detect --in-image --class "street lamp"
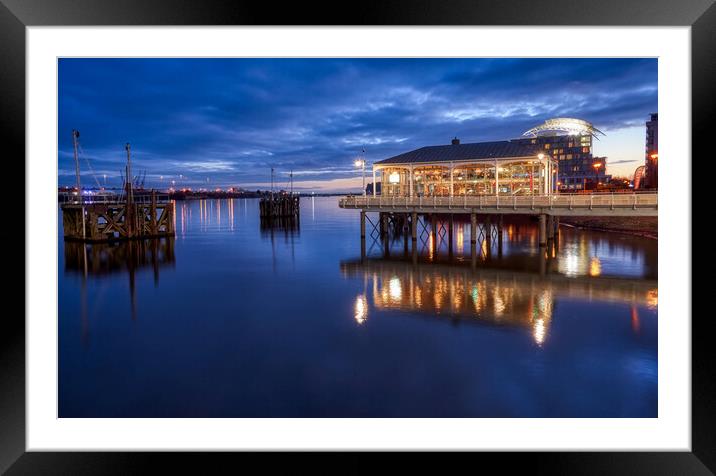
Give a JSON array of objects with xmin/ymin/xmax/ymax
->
[
  {"xmin": 592, "ymin": 162, "xmax": 603, "ymax": 190},
  {"xmin": 354, "ymin": 158, "xmax": 366, "ymax": 196}
]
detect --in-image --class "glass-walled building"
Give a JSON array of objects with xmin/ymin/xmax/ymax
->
[
  {"xmin": 512, "ymin": 118, "xmax": 609, "ymax": 191},
  {"xmin": 372, "ymin": 139, "xmax": 557, "ymax": 197}
]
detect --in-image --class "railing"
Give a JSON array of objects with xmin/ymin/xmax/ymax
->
[
  {"xmin": 59, "ymin": 192, "xmax": 171, "ymax": 205},
  {"xmin": 339, "ymin": 192, "xmax": 658, "ymax": 211}
]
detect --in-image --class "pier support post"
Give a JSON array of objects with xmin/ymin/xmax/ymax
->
[
  {"xmin": 431, "ymin": 214, "xmax": 437, "ymax": 248},
  {"xmin": 383, "ymin": 213, "xmax": 390, "ymax": 256},
  {"xmin": 470, "ymin": 213, "xmax": 477, "ymax": 268},
  {"xmin": 403, "ymin": 213, "xmax": 409, "ymax": 255},
  {"xmin": 360, "ymin": 211, "xmax": 366, "ymax": 259},
  {"xmin": 539, "ymin": 214, "xmax": 547, "ymax": 247},
  {"xmin": 547, "ymin": 215, "xmax": 555, "ymax": 241},
  {"xmin": 497, "ymin": 214, "xmax": 503, "ymax": 257},
  {"xmin": 360, "ymin": 211, "xmax": 366, "ymax": 239},
  {"xmin": 554, "ymin": 216, "xmax": 560, "ymax": 240},
  {"xmin": 484, "ymin": 215, "xmax": 492, "ymax": 256},
  {"xmin": 470, "ymin": 213, "xmax": 477, "ymax": 244},
  {"xmin": 411, "ymin": 212, "xmax": 417, "ymax": 242},
  {"xmin": 448, "ymin": 215, "xmax": 454, "ymax": 258}
]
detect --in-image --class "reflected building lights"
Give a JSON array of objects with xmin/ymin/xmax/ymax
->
[
  {"xmin": 456, "ymin": 224, "xmax": 464, "ymax": 255},
  {"xmin": 428, "ymin": 232, "xmax": 435, "ymax": 261},
  {"xmin": 631, "ymin": 305, "xmax": 641, "ymax": 334},
  {"xmin": 388, "ymin": 276, "xmax": 402, "ymax": 303},
  {"xmin": 646, "ymin": 289, "xmax": 658, "ymax": 309},
  {"xmin": 589, "ymin": 256, "xmax": 602, "ymax": 276},
  {"xmin": 533, "ymin": 318, "xmax": 546, "ymax": 346},
  {"xmin": 354, "ymin": 294, "xmax": 368, "ymax": 325},
  {"xmin": 228, "ymin": 199, "xmax": 234, "ymax": 231}
]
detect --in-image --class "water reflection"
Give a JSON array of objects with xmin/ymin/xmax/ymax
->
[
  {"xmin": 342, "ymin": 255, "xmax": 657, "ymax": 346},
  {"xmin": 59, "ymin": 198, "xmax": 658, "ymax": 417},
  {"xmin": 64, "ymin": 238, "xmax": 176, "ymax": 329},
  {"xmin": 64, "ymin": 238, "xmax": 175, "ymax": 279},
  {"xmin": 367, "ymin": 214, "xmax": 657, "ymax": 280}
]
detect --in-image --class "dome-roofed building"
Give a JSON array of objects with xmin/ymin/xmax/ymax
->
[{"xmin": 512, "ymin": 118, "xmax": 610, "ymax": 191}]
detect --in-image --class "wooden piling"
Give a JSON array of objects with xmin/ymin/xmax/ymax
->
[
  {"xmin": 470, "ymin": 213, "xmax": 477, "ymax": 244},
  {"xmin": 259, "ymin": 193, "xmax": 300, "ymax": 219},
  {"xmin": 539, "ymin": 214, "xmax": 547, "ymax": 246}
]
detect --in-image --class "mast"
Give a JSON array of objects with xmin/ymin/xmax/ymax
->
[
  {"xmin": 72, "ymin": 129, "xmax": 86, "ymax": 239},
  {"xmin": 125, "ymin": 143, "xmax": 134, "ymax": 236},
  {"xmin": 270, "ymin": 167, "xmax": 274, "ymax": 198},
  {"xmin": 125, "ymin": 143, "xmax": 133, "ymax": 204},
  {"xmin": 72, "ymin": 130, "xmax": 82, "ymax": 197}
]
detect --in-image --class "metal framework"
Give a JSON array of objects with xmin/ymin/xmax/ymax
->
[{"xmin": 522, "ymin": 117, "xmax": 605, "ymax": 140}]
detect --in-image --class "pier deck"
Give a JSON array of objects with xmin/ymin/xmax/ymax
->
[{"xmin": 339, "ymin": 192, "xmax": 657, "ymax": 217}]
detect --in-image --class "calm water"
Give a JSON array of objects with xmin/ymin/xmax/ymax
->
[{"xmin": 58, "ymin": 197, "xmax": 657, "ymax": 417}]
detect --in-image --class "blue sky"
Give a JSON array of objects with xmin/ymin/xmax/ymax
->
[{"xmin": 58, "ymin": 58, "xmax": 657, "ymax": 192}]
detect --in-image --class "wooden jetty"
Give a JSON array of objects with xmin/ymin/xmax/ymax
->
[
  {"xmin": 259, "ymin": 193, "xmax": 300, "ymax": 219},
  {"xmin": 61, "ymin": 130, "xmax": 175, "ymax": 242},
  {"xmin": 62, "ymin": 191, "xmax": 175, "ymax": 242}
]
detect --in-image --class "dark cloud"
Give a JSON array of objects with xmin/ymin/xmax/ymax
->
[{"xmin": 58, "ymin": 58, "xmax": 657, "ymax": 190}]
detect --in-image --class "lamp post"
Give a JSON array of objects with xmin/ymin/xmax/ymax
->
[
  {"xmin": 593, "ymin": 162, "xmax": 603, "ymax": 191},
  {"xmin": 354, "ymin": 158, "xmax": 366, "ymax": 196}
]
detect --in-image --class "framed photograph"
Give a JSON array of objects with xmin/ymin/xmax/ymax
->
[{"xmin": 2, "ymin": 0, "xmax": 711, "ymax": 472}]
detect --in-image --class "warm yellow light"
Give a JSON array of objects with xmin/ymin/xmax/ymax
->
[
  {"xmin": 650, "ymin": 153, "xmax": 658, "ymax": 160},
  {"xmin": 388, "ymin": 172, "xmax": 400, "ymax": 184},
  {"xmin": 388, "ymin": 277, "xmax": 402, "ymax": 302},
  {"xmin": 593, "ymin": 163, "xmax": 602, "ymax": 169},
  {"xmin": 538, "ymin": 153, "xmax": 545, "ymax": 160},
  {"xmin": 533, "ymin": 318, "xmax": 546, "ymax": 346},
  {"xmin": 354, "ymin": 159, "xmax": 365, "ymax": 167},
  {"xmin": 589, "ymin": 256, "xmax": 602, "ymax": 277},
  {"xmin": 354, "ymin": 295, "xmax": 368, "ymax": 325}
]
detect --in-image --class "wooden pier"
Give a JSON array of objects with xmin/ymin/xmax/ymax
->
[
  {"xmin": 60, "ymin": 132, "xmax": 175, "ymax": 242},
  {"xmin": 61, "ymin": 191, "xmax": 175, "ymax": 242},
  {"xmin": 259, "ymin": 193, "xmax": 300, "ymax": 219}
]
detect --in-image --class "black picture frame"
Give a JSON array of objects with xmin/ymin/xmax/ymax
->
[{"xmin": 1, "ymin": 0, "xmax": 711, "ymax": 472}]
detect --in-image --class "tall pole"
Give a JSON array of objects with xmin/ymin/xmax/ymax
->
[
  {"xmin": 72, "ymin": 130, "xmax": 81, "ymax": 197},
  {"xmin": 361, "ymin": 149, "xmax": 366, "ymax": 196},
  {"xmin": 362, "ymin": 160, "xmax": 366, "ymax": 196},
  {"xmin": 125, "ymin": 143, "xmax": 133, "ymax": 204},
  {"xmin": 72, "ymin": 130, "xmax": 86, "ymax": 239},
  {"xmin": 372, "ymin": 167, "xmax": 377, "ymax": 197},
  {"xmin": 125, "ymin": 143, "xmax": 134, "ymax": 237}
]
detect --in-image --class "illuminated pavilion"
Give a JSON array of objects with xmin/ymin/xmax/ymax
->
[{"xmin": 372, "ymin": 138, "xmax": 558, "ymax": 197}]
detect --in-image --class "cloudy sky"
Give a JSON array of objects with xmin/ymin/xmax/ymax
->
[{"xmin": 58, "ymin": 58, "xmax": 657, "ymax": 192}]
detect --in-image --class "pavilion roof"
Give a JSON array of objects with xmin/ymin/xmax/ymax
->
[{"xmin": 375, "ymin": 140, "xmax": 544, "ymax": 165}]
